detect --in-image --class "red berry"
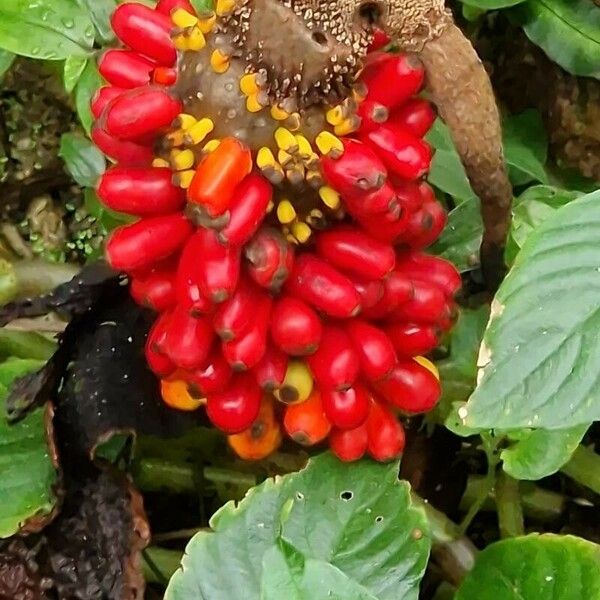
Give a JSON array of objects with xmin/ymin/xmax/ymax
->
[
  {"xmin": 348, "ymin": 275, "xmax": 384, "ymax": 312},
  {"xmin": 206, "ymin": 372, "xmax": 262, "ymax": 433},
  {"xmin": 372, "ymin": 360, "xmax": 441, "ymax": 413},
  {"xmin": 400, "ymin": 198, "xmax": 447, "ymax": 249},
  {"xmin": 357, "ymin": 99, "xmax": 389, "ymax": 133},
  {"xmin": 315, "ymin": 226, "xmax": 395, "ymax": 281},
  {"xmin": 252, "ymin": 342, "xmax": 288, "ymax": 391},
  {"xmin": 91, "ymin": 126, "xmax": 153, "ymax": 166},
  {"xmin": 366, "ymin": 401, "xmax": 406, "ymax": 462},
  {"xmin": 362, "ymin": 124, "xmax": 432, "ymax": 180},
  {"xmin": 104, "ymin": 86, "xmax": 182, "ymax": 141},
  {"xmin": 165, "ymin": 307, "xmax": 214, "ymax": 371},
  {"xmin": 106, "ymin": 213, "xmax": 192, "ymax": 272},
  {"xmin": 390, "ymin": 280, "xmax": 448, "ymax": 324},
  {"xmin": 218, "ymin": 173, "xmax": 272, "ymax": 246},
  {"xmin": 395, "ymin": 250, "xmax": 461, "ymax": 298},
  {"xmin": 343, "ymin": 181, "xmax": 398, "ymax": 219},
  {"xmin": 321, "ymin": 138, "xmax": 388, "ymax": 201},
  {"xmin": 97, "ymin": 166, "xmax": 185, "ymax": 216},
  {"xmin": 145, "ymin": 311, "xmax": 175, "ymax": 376},
  {"xmin": 111, "ymin": 3, "xmax": 176, "ymax": 66},
  {"xmin": 286, "ymin": 254, "xmax": 361, "ymax": 319},
  {"xmin": 346, "ymin": 320, "xmax": 396, "ymax": 381},
  {"xmin": 222, "ymin": 296, "xmax": 271, "ymax": 370},
  {"xmin": 175, "ymin": 237, "xmax": 214, "ymax": 315},
  {"xmin": 322, "ymin": 383, "xmax": 370, "ymax": 430},
  {"xmin": 329, "ymin": 424, "xmax": 368, "ymax": 462},
  {"xmin": 385, "ymin": 323, "xmax": 439, "ymax": 357},
  {"xmin": 306, "ymin": 325, "xmax": 360, "ymax": 391},
  {"xmin": 91, "ymin": 86, "xmax": 125, "ymax": 119},
  {"xmin": 244, "ymin": 227, "xmax": 295, "ymax": 292},
  {"xmin": 270, "ymin": 297, "xmax": 322, "ymax": 356},
  {"xmin": 185, "ymin": 350, "xmax": 232, "ymax": 395},
  {"xmin": 156, "ymin": 0, "xmax": 195, "ymax": 15},
  {"xmin": 213, "ymin": 276, "xmax": 260, "ymax": 341},
  {"xmin": 362, "ymin": 53, "xmax": 424, "ymax": 110},
  {"xmin": 98, "ymin": 49, "xmax": 155, "ymax": 88},
  {"xmin": 389, "ymin": 98, "xmax": 436, "ymax": 138},
  {"xmin": 185, "ymin": 228, "xmax": 241, "ymax": 303},
  {"xmin": 362, "ymin": 271, "xmax": 413, "ymax": 319},
  {"xmin": 130, "ymin": 263, "xmax": 176, "ymax": 312}
]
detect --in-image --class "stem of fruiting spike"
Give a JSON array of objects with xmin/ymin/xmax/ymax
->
[{"xmin": 495, "ymin": 471, "xmax": 524, "ymax": 539}]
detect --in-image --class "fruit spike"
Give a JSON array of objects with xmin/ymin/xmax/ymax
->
[{"xmin": 92, "ymin": 0, "xmax": 460, "ymax": 463}]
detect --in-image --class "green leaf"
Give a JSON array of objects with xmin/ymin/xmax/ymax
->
[
  {"xmin": 74, "ymin": 59, "xmax": 102, "ymax": 134},
  {"xmin": 463, "ymin": 189, "xmax": 600, "ymax": 430},
  {"xmin": 505, "ymin": 185, "xmax": 582, "ymax": 264},
  {"xmin": 165, "ymin": 453, "xmax": 430, "ymax": 600},
  {"xmin": 0, "ymin": 330, "xmax": 56, "ymax": 361},
  {"xmin": 434, "ymin": 307, "xmax": 490, "ymax": 423},
  {"xmin": 503, "ymin": 110, "xmax": 549, "ymax": 185},
  {"xmin": 0, "ymin": 358, "xmax": 58, "ymax": 537},
  {"xmin": 63, "ymin": 55, "xmax": 88, "ymax": 93},
  {"xmin": 190, "ymin": 0, "xmax": 215, "ymax": 13},
  {"xmin": 77, "ymin": 0, "xmax": 116, "ymax": 44},
  {"xmin": 0, "ymin": 0, "xmax": 94, "ymax": 59},
  {"xmin": 426, "ymin": 121, "xmax": 476, "ymax": 203},
  {"xmin": 429, "ymin": 197, "xmax": 482, "ymax": 272},
  {"xmin": 59, "ymin": 133, "xmax": 106, "ymax": 187},
  {"xmin": 460, "ymin": 0, "xmax": 527, "ymax": 7},
  {"xmin": 501, "ymin": 425, "xmax": 588, "ymax": 480},
  {"xmin": 0, "ymin": 49, "xmax": 14, "ymax": 79},
  {"xmin": 455, "ymin": 534, "xmax": 600, "ymax": 600},
  {"xmin": 514, "ymin": 0, "xmax": 600, "ymax": 79}
]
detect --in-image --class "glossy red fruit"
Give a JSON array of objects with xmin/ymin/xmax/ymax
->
[
  {"xmin": 175, "ymin": 239, "xmax": 213, "ymax": 315},
  {"xmin": 329, "ymin": 424, "xmax": 368, "ymax": 461},
  {"xmin": 130, "ymin": 264, "xmax": 176, "ymax": 312},
  {"xmin": 185, "ymin": 350, "xmax": 232, "ymax": 395},
  {"xmin": 91, "ymin": 126, "xmax": 154, "ymax": 166},
  {"xmin": 342, "ymin": 181, "xmax": 398, "ymax": 219},
  {"xmin": 98, "ymin": 50, "xmax": 155, "ymax": 88},
  {"xmin": 322, "ymin": 383, "xmax": 370, "ymax": 430},
  {"xmin": 218, "ymin": 173, "xmax": 272, "ymax": 246},
  {"xmin": 98, "ymin": 166, "xmax": 185, "ymax": 216},
  {"xmin": 213, "ymin": 276, "xmax": 259, "ymax": 340},
  {"xmin": 362, "ymin": 53, "xmax": 424, "ymax": 110},
  {"xmin": 152, "ymin": 66, "xmax": 177, "ymax": 86},
  {"xmin": 393, "ymin": 180, "xmax": 425, "ymax": 214},
  {"xmin": 106, "ymin": 213, "xmax": 192, "ymax": 272},
  {"xmin": 91, "ymin": 86, "xmax": 125, "ymax": 119},
  {"xmin": 286, "ymin": 254, "xmax": 361, "ymax": 319},
  {"xmin": 348, "ymin": 275, "xmax": 384, "ymax": 312},
  {"xmin": 366, "ymin": 401, "xmax": 406, "ymax": 461},
  {"xmin": 320, "ymin": 138, "xmax": 388, "ymax": 200},
  {"xmin": 165, "ymin": 307, "xmax": 214, "ymax": 370},
  {"xmin": 252, "ymin": 342, "xmax": 288, "ymax": 391},
  {"xmin": 306, "ymin": 325, "xmax": 359, "ymax": 391},
  {"xmin": 362, "ymin": 124, "xmax": 432, "ymax": 180},
  {"xmin": 156, "ymin": 0, "xmax": 195, "ymax": 15},
  {"xmin": 270, "ymin": 297, "xmax": 322, "ymax": 356},
  {"xmin": 372, "ymin": 360, "xmax": 441, "ymax": 413},
  {"xmin": 355, "ymin": 206, "xmax": 410, "ymax": 245},
  {"xmin": 185, "ymin": 228, "xmax": 241, "ymax": 303},
  {"xmin": 145, "ymin": 311, "xmax": 175, "ymax": 376},
  {"xmin": 346, "ymin": 320, "xmax": 396, "ymax": 381},
  {"xmin": 368, "ymin": 28, "xmax": 391, "ymax": 52},
  {"xmin": 105, "ymin": 86, "xmax": 182, "ymax": 141},
  {"xmin": 389, "ymin": 98, "xmax": 436, "ymax": 138},
  {"xmin": 206, "ymin": 372, "xmax": 262, "ymax": 433},
  {"xmin": 111, "ymin": 3, "xmax": 176, "ymax": 66},
  {"xmin": 396, "ymin": 251, "xmax": 461, "ymax": 297},
  {"xmin": 222, "ymin": 296, "xmax": 271, "ymax": 370},
  {"xmin": 244, "ymin": 227, "xmax": 294, "ymax": 292},
  {"xmin": 315, "ymin": 226, "xmax": 395, "ymax": 280},
  {"xmin": 400, "ymin": 198, "xmax": 447, "ymax": 249},
  {"xmin": 385, "ymin": 323, "xmax": 439, "ymax": 357},
  {"xmin": 357, "ymin": 99, "xmax": 389, "ymax": 133},
  {"xmin": 362, "ymin": 271, "xmax": 412, "ymax": 319},
  {"xmin": 390, "ymin": 280, "xmax": 448, "ymax": 324}
]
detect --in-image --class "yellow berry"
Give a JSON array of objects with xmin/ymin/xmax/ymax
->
[{"xmin": 274, "ymin": 361, "xmax": 314, "ymax": 404}]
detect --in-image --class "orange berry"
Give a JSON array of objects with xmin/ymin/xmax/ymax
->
[
  {"xmin": 160, "ymin": 377, "xmax": 205, "ymax": 411},
  {"xmin": 228, "ymin": 396, "xmax": 282, "ymax": 460},
  {"xmin": 283, "ymin": 390, "xmax": 331, "ymax": 446}
]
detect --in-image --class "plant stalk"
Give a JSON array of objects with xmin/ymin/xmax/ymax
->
[
  {"xmin": 495, "ymin": 471, "xmax": 524, "ymax": 538},
  {"xmin": 561, "ymin": 445, "xmax": 600, "ymax": 495}
]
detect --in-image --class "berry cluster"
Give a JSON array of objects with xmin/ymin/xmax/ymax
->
[{"xmin": 92, "ymin": 0, "xmax": 460, "ymax": 463}]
